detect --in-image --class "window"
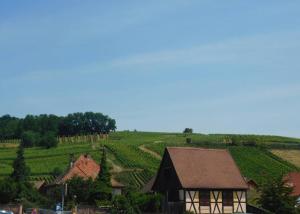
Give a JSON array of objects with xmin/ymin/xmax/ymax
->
[
  {"xmin": 223, "ymin": 191, "xmax": 233, "ymax": 206},
  {"xmin": 199, "ymin": 190, "xmax": 210, "ymax": 206},
  {"xmin": 179, "ymin": 190, "xmax": 184, "ymax": 201}
]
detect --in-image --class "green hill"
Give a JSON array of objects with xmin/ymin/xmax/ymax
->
[{"xmin": 0, "ymin": 131, "xmax": 299, "ymax": 189}]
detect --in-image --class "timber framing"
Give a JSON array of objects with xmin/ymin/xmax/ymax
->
[{"xmin": 152, "ymin": 147, "xmax": 248, "ymax": 214}]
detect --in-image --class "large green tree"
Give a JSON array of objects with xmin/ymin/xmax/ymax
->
[
  {"xmin": 0, "ymin": 112, "xmax": 116, "ymax": 141},
  {"xmin": 39, "ymin": 131, "xmax": 58, "ymax": 148},
  {"xmin": 11, "ymin": 145, "xmax": 30, "ymax": 182},
  {"xmin": 258, "ymin": 175, "xmax": 299, "ymax": 214},
  {"xmin": 0, "ymin": 115, "xmax": 20, "ymax": 140},
  {"xmin": 98, "ymin": 146, "xmax": 111, "ymax": 185},
  {"xmin": 21, "ymin": 131, "xmax": 40, "ymax": 148},
  {"xmin": 92, "ymin": 146, "xmax": 112, "ymax": 202}
]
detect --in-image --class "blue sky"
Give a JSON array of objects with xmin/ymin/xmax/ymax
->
[{"xmin": 1, "ymin": 1, "xmax": 300, "ymax": 137}]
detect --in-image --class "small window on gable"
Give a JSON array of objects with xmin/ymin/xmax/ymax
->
[
  {"xmin": 200, "ymin": 190, "xmax": 210, "ymax": 206},
  {"xmin": 223, "ymin": 190, "xmax": 233, "ymax": 206}
]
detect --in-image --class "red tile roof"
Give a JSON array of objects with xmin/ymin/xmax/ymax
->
[
  {"xmin": 57, "ymin": 155, "xmax": 100, "ymax": 184},
  {"xmin": 167, "ymin": 147, "xmax": 248, "ymax": 189},
  {"xmin": 285, "ymin": 172, "xmax": 300, "ymax": 196},
  {"xmin": 54, "ymin": 154, "xmax": 125, "ymax": 188}
]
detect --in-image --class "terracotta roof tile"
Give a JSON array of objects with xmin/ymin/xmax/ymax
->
[
  {"xmin": 167, "ymin": 147, "xmax": 248, "ymax": 189},
  {"xmin": 285, "ymin": 172, "xmax": 300, "ymax": 196},
  {"xmin": 57, "ymin": 155, "xmax": 100, "ymax": 184}
]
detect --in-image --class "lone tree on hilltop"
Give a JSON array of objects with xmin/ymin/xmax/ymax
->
[
  {"xmin": 11, "ymin": 144, "xmax": 30, "ymax": 182},
  {"xmin": 183, "ymin": 128, "xmax": 193, "ymax": 134}
]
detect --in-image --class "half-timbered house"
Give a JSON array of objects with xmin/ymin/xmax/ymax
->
[{"xmin": 152, "ymin": 147, "xmax": 248, "ymax": 214}]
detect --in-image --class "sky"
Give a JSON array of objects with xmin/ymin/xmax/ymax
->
[{"xmin": 0, "ymin": 1, "xmax": 300, "ymax": 137}]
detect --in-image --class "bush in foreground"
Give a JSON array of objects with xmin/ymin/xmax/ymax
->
[{"xmin": 257, "ymin": 175, "xmax": 299, "ymax": 214}]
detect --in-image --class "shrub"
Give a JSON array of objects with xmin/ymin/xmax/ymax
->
[
  {"xmin": 186, "ymin": 137, "xmax": 192, "ymax": 144},
  {"xmin": 67, "ymin": 176, "xmax": 94, "ymax": 204},
  {"xmin": 257, "ymin": 175, "xmax": 299, "ymax": 214},
  {"xmin": 21, "ymin": 131, "xmax": 40, "ymax": 147},
  {"xmin": 242, "ymin": 140, "xmax": 257, "ymax": 147},
  {"xmin": 0, "ymin": 178, "xmax": 18, "ymax": 203},
  {"xmin": 111, "ymin": 195, "xmax": 135, "ymax": 214},
  {"xmin": 39, "ymin": 131, "xmax": 58, "ymax": 148},
  {"xmin": 51, "ymin": 167, "xmax": 63, "ymax": 177},
  {"xmin": 136, "ymin": 193, "xmax": 162, "ymax": 212}
]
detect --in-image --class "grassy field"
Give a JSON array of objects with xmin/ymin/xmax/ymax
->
[
  {"xmin": 271, "ymin": 149, "xmax": 300, "ymax": 168},
  {"xmin": 144, "ymin": 139, "xmax": 299, "ymax": 184},
  {"xmin": 0, "ymin": 131, "xmax": 300, "ymax": 189}
]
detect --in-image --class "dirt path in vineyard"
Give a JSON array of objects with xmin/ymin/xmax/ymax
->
[{"xmin": 138, "ymin": 144, "xmax": 162, "ymax": 159}]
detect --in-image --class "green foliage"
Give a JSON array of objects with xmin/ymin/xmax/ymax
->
[
  {"xmin": 39, "ymin": 131, "xmax": 58, "ymax": 148},
  {"xmin": 0, "ymin": 112, "xmax": 116, "ymax": 141},
  {"xmin": 0, "ymin": 142, "xmax": 100, "ymax": 177},
  {"xmin": 98, "ymin": 146, "xmax": 111, "ymax": 185},
  {"xmin": 51, "ymin": 167, "xmax": 63, "ymax": 177},
  {"xmin": 21, "ymin": 131, "xmax": 40, "ymax": 148},
  {"xmin": 106, "ymin": 143, "xmax": 159, "ymax": 171},
  {"xmin": 21, "ymin": 130, "xmax": 58, "ymax": 149},
  {"xmin": 134, "ymin": 192, "xmax": 161, "ymax": 212},
  {"xmin": 229, "ymin": 147, "xmax": 297, "ymax": 184},
  {"xmin": 11, "ymin": 145, "xmax": 30, "ymax": 182},
  {"xmin": 111, "ymin": 191, "xmax": 161, "ymax": 214},
  {"xmin": 0, "ymin": 177, "xmax": 50, "ymax": 207},
  {"xmin": 67, "ymin": 176, "xmax": 94, "ymax": 203},
  {"xmin": 116, "ymin": 170, "xmax": 153, "ymax": 190},
  {"xmin": 183, "ymin": 128, "xmax": 193, "ymax": 134},
  {"xmin": 186, "ymin": 137, "xmax": 192, "ymax": 144},
  {"xmin": 0, "ymin": 177, "xmax": 18, "ymax": 203},
  {"xmin": 0, "ymin": 115, "xmax": 21, "ymax": 140},
  {"xmin": 257, "ymin": 175, "xmax": 299, "ymax": 214},
  {"xmin": 91, "ymin": 180, "xmax": 112, "ymax": 203},
  {"xmin": 111, "ymin": 195, "xmax": 136, "ymax": 214},
  {"xmin": 44, "ymin": 184, "xmax": 62, "ymax": 204},
  {"xmin": 92, "ymin": 146, "xmax": 112, "ymax": 202},
  {"xmin": 17, "ymin": 182, "xmax": 50, "ymax": 207},
  {"xmin": 1, "ymin": 131, "xmax": 300, "ymax": 192},
  {"xmin": 59, "ymin": 112, "xmax": 116, "ymax": 136}
]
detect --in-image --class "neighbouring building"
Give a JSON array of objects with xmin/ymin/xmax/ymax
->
[
  {"xmin": 285, "ymin": 172, "xmax": 300, "ymax": 205},
  {"xmin": 111, "ymin": 178, "xmax": 125, "ymax": 195},
  {"xmin": 243, "ymin": 177, "xmax": 258, "ymax": 190},
  {"xmin": 48, "ymin": 154, "xmax": 124, "ymax": 196},
  {"xmin": 151, "ymin": 147, "xmax": 248, "ymax": 214},
  {"xmin": 54, "ymin": 154, "xmax": 100, "ymax": 184}
]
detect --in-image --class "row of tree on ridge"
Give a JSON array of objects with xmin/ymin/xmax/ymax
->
[{"xmin": 0, "ymin": 112, "xmax": 116, "ymax": 148}]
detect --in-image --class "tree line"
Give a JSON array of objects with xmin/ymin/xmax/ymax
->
[{"xmin": 0, "ymin": 112, "xmax": 116, "ymax": 140}]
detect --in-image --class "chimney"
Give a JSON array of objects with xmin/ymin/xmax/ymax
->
[
  {"xmin": 69, "ymin": 153, "xmax": 74, "ymax": 168},
  {"xmin": 84, "ymin": 153, "xmax": 89, "ymax": 158}
]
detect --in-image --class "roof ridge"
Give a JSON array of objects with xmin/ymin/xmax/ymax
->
[
  {"xmin": 165, "ymin": 147, "xmax": 248, "ymax": 189},
  {"xmin": 166, "ymin": 146, "xmax": 227, "ymax": 151}
]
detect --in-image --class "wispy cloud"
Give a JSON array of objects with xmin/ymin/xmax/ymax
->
[
  {"xmin": 3, "ymin": 30, "xmax": 300, "ymax": 85},
  {"xmin": 108, "ymin": 31, "xmax": 300, "ymax": 69},
  {"xmin": 206, "ymin": 83, "xmax": 300, "ymax": 107}
]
